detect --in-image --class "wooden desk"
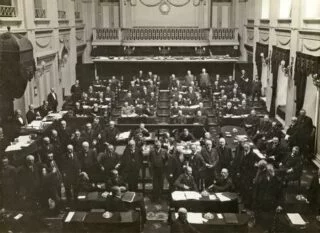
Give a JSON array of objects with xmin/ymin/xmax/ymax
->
[
  {"xmin": 170, "ymin": 192, "xmax": 239, "ymax": 214},
  {"xmin": 63, "ymin": 210, "xmax": 141, "ymax": 233},
  {"xmin": 170, "ymin": 212, "xmax": 250, "ymax": 233}
]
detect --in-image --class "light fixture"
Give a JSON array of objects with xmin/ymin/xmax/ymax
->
[
  {"xmin": 158, "ymin": 46, "xmax": 171, "ymax": 56},
  {"xmin": 195, "ymin": 46, "xmax": 206, "ymax": 56},
  {"xmin": 124, "ymin": 46, "xmax": 135, "ymax": 55}
]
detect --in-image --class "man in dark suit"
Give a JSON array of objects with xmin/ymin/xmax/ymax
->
[
  {"xmin": 285, "ymin": 117, "xmax": 299, "ymax": 148},
  {"xmin": 233, "ymin": 142, "xmax": 257, "ymax": 207},
  {"xmin": 70, "ymin": 79, "xmax": 82, "ymax": 102},
  {"xmin": 266, "ymin": 137, "xmax": 288, "ymax": 167},
  {"xmin": 106, "ymin": 169, "xmax": 127, "ymax": 191},
  {"xmin": 217, "ymin": 137, "xmax": 233, "ymax": 171},
  {"xmin": 296, "ymin": 109, "xmax": 313, "ymax": 158},
  {"xmin": 222, "ymin": 102, "xmax": 235, "ymax": 116},
  {"xmin": 106, "ymin": 186, "xmax": 128, "ymax": 211},
  {"xmin": 61, "ymin": 145, "xmax": 81, "ymax": 202},
  {"xmin": 186, "ymin": 144, "xmax": 204, "ymax": 190},
  {"xmin": 171, "ymin": 208, "xmax": 200, "ymax": 233},
  {"xmin": 47, "ymin": 88, "xmax": 58, "ymax": 112},
  {"xmin": 58, "ymin": 120, "xmax": 72, "ymax": 150},
  {"xmin": 103, "ymin": 121, "xmax": 119, "ymax": 145},
  {"xmin": 193, "ymin": 110, "xmax": 206, "ymax": 125},
  {"xmin": 98, "ymin": 144, "xmax": 120, "ymax": 179},
  {"xmin": 179, "ymin": 128, "xmax": 195, "ymax": 142},
  {"xmin": 207, "ymin": 168, "xmax": 234, "ymax": 192},
  {"xmin": 200, "ymin": 140, "xmax": 219, "ymax": 185},
  {"xmin": 251, "ymin": 75, "xmax": 262, "ymax": 101},
  {"xmin": 278, "ymin": 146, "xmax": 303, "ymax": 183},
  {"xmin": 78, "ymin": 141, "xmax": 98, "ymax": 181},
  {"xmin": 307, "ymin": 169, "xmax": 320, "ymax": 214},
  {"xmin": 12, "ymin": 109, "xmax": 26, "ymax": 137},
  {"xmin": 134, "ymin": 123, "xmax": 150, "ymax": 138},
  {"xmin": 149, "ymin": 140, "xmax": 168, "ymax": 201},
  {"xmin": 39, "ymin": 100, "xmax": 50, "ymax": 118},
  {"xmin": 171, "ymin": 101, "xmax": 181, "ymax": 116},
  {"xmin": 26, "ymin": 104, "xmax": 37, "ymax": 123},
  {"xmin": 119, "ymin": 140, "xmax": 143, "ymax": 191},
  {"xmin": 18, "ymin": 155, "xmax": 41, "ymax": 210},
  {"xmin": 1, "ymin": 156, "xmax": 17, "ymax": 209},
  {"xmin": 174, "ymin": 166, "xmax": 198, "ymax": 191},
  {"xmin": 237, "ymin": 100, "xmax": 251, "ymax": 115},
  {"xmin": 174, "ymin": 110, "xmax": 187, "ymax": 124},
  {"xmin": 82, "ymin": 123, "xmax": 96, "ymax": 145},
  {"xmin": 71, "ymin": 129, "xmax": 84, "ymax": 153},
  {"xmin": 244, "ymin": 109, "xmax": 260, "ymax": 136}
]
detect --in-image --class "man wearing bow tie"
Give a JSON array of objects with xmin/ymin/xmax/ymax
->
[{"xmin": 47, "ymin": 88, "xmax": 58, "ymax": 112}]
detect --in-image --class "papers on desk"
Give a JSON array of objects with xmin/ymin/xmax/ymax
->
[
  {"xmin": 117, "ymin": 131, "xmax": 131, "ymax": 140},
  {"xmin": 235, "ymin": 135, "xmax": 248, "ymax": 141},
  {"xmin": 122, "ymin": 192, "xmax": 135, "ymax": 203},
  {"xmin": 175, "ymin": 213, "xmax": 203, "ymax": 224},
  {"xmin": 5, "ymin": 135, "xmax": 33, "ymax": 152},
  {"xmin": 189, "ymin": 105, "xmax": 200, "ymax": 109},
  {"xmin": 253, "ymin": 149, "xmax": 265, "ymax": 159},
  {"xmin": 209, "ymin": 194, "xmax": 217, "ymax": 200},
  {"xmin": 14, "ymin": 213, "xmax": 23, "ymax": 220},
  {"xmin": 78, "ymin": 195, "xmax": 86, "ymax": 199},
  {"xmin": 42, "ymin": 111, "xmax": 67, "ymax": 122},
  {"xmin": 171, "ymin": 191, "xmax": 201, "ymax": 200},
  {"xmin": 65, "ymin": 212, "xmax": 75, "ymax": 222},
  {"xmin": 121, "ymin": 113, "xmax": 138, "ymax": 117},
  {"xmin": 287, "ymin": 213, "xmax": 306, "ymax": 225},
  {"xmin": 231, "ymin": 115, "xmax": 241, "ymax": 118},
  {"xmin": 26, "ymin": 120, "xmax": 50, "ymax": 129},
  {"xmin": 216, "ymin": 193, "xmax": 231, "ymax": 202}
]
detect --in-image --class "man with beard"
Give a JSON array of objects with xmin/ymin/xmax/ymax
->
[
  {"xmin": 200, "ymin": 140, "xmax": 219, "ymax": 185},
  {"xmin": 207, "ymin": 168, "xmax": 234, "ymax": 192},
  {"xmin": 217, "ymin": 137, "xmax": 232, "ymax": 172}
]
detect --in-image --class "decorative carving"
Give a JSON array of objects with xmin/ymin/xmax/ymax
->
[
  {"xmin": 167, "ymin": 0, "xmax": 190, "ymax": 7},
  {"xmin": 139, "ymin": 0, "xmax": 193, "ymax": 14},
  {"xmin": 139, "ymin": 0, "xmax": 161, "ymax": 7},
  {"xmin": 303, "ymin": 40, "xmax": 320, "ymax": 52},
  {"xmin": 35, "ymin": 37, "xmax": 51, "ymax": 49},
  {"xmin": 159, "ymin": 1, "xmax": 170, "ymax": 14},
  {"xmin": 277, "ymin": 37, "xmax": 291, "ymax": 46}
]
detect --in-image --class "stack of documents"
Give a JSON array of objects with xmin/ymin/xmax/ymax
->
[
  {"xmin": 287, "ymin": 213, "xmax": 306, "ymax": 225},
  {"xmin": 117, "ymin": 131, "xmax": 131, "ymax": 140},
  {"xmin": 171, "ymin": 191, "xmax": 202, "ymax": 201},
  {"xmin": 216, "ymin": 193, "xmax": 231, "ymax": 202}
]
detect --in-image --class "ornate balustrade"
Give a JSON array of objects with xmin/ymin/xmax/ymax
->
[
  {"xmin": 35, "ymin": 8, "xmax": 46, "ymax": 18},
  {"xmin": 93, "ymin": 27, "xmax": 238, "ymax": 46},
  {"xmin": 0, "ymin": 5, "xmax": 16, "ymax": 17}
]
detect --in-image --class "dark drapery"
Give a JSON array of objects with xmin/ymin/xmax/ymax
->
[
  {"xmin": 269, "ymin": 46, "xmax": 290, "ymax": 117},
  {"xmin": 294, "ymin": 52, "xmax": 320, "ymax": 114},
  {"xmin": 255, "ymin": 42, "xmax": 269, "ymax": 80}
]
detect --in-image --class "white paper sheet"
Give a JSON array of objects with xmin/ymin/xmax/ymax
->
[
  {"xmin": 216, "ymin": 193, "xmax": 231, "ymax": 202},
  {"xmin": 184, "ymin": 191, "xmax": 201, "ymax": 200},
  {"xmin": 253, "ymin": 149, "xmax": 265, "ymax": 159},
  {"xmin": 171, "ymin": 191, "xmax": 187, "ymax": 201},
  {"xmin": 287, "ymin": 213, "xmax": 306, "ymax": 225},
  {"xmin": 14, "ymin": 213, "xmax": 23, "ymax": 220},
  {"xmin": 117, "ymin": 131, "xmax": 131, "ymax": 140},
  {"xmin": 78, "ymin": 195, "xmax": 86, "ymax": 199},
  {"xmin": 65, "ymin": 212, "xmax": 75, "ymax": 222},
  {"xmin": 209, "ymin": 194, "xmax": 217, "ymax": 200},
  {"xmin": 187, "ymin": 213, "xmax": 203, "ymax": 224}
]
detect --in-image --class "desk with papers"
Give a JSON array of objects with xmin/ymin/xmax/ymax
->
[
  {"xmin": 170, "ymin": 191, "xmax": 238, "ymax": 213},
  {"xmin": 63, "ymin": 210, "xmax": 141, "ymax": 233},
  {"xmin": 170, "ymin": 212, "xmax": 250, "ymax": 233}
]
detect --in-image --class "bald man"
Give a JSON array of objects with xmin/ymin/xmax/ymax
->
[
  {"xmin": 119, "ymin": 140, "xmax": 143, "ymax": 191},
  {"xmin": 174, "ymin": 166, "xmax": 198, "ymax": 191}
]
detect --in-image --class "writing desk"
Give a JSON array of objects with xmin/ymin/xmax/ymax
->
[
  {"xmin": 170, "ymin": 212, "xmax": 250, "ymax": 233},
  {"xmin": 63, "ymin": 210, "xmax": 140, "ymax": 233}
]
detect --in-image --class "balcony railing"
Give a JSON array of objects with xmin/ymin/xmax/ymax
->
[
  {"xmin": 58, "ymin": 10, "xmax": 66, "ymax": 19},
  {"xmin": 93, "ymin": 27, "xmax": 238, "ymax": 46},
  {"xmin": 95, "ymin": 28, "xmax": 120, "ymax": 40},
  {"xmin": 75, "ymin": 11, "xmax": 80, "ymax": 19},
  {"xmin": 211, "ymin": 28, "xmax": 236, "ymax": 40},
  {"xmin": 122, "ymin": 28, "xmax": 209, "ymax": 41},
  {"xmin": 35, "ymin": 8, "xmax": 46, "ymax": 18},
  {"xmin": 0, "ymin": 5, "xmax": 16, "ymax": 17}
]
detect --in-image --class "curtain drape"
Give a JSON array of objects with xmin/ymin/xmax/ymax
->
[
  {"xmin": 302, "ymin": 74, "xmax": 318, "ymax": 123},
  {"xmin": 294, "ymin": 52, "xmax": 320, "ymax": 114},
  {"xmin": 255, "ymin": 42, "xmax": 269, "ymax": 80},
  {"xmin": 269, "ymin": 46, "xmax": 290, "ymax": 117},
  {"xmin": 276, "ymin": 65, "xmax": 288, "ymax": 107}
]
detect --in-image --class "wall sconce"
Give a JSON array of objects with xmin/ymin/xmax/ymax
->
[
  {"xmin": 123, "ymin": 46, "xmax": 135, "ymax": 55},
  {"xmin": 195, "ymin": 46, "xmax": 206, "ymax": 56},
  {"xmin": 281, "ymin": 58, "xmax": 293, "ymax": 77},
  {"xmin": 158, "ymin": 46, "xmax": 171, "ymax": 56},
  {"xmin": 312, "ymin": 73, "xmax": 320, "ymax": 88},
  {"xmin": 260, "ymin": 52, "xmax": 270, "ymax": 65}
]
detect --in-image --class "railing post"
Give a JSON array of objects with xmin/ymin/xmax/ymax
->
[
  {"xmin": 93, "ymin": 28, "xmax": 97, "ymax": 41},
  {"xmin": 209, "ymin": 28, "xmax": 213, "ymax": 42},
  {"xmin": 118, "ymin": 28, "xmax": 121, "ymax": 41}
]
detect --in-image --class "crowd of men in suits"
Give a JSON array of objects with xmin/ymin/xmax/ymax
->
[{"xmin": 0, "ymin": 69, "xmax": 318, "ymax": 233}]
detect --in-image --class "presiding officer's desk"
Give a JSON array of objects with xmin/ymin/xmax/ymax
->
[
  {"xmin": 76, "ymin": 191, "xmax": 144, "ymax": 211},
  {"xmin": 169, "ymin": 191, "xmax": 239, "ymax": 214},
  {"xmin": 170, "ymin": 212, "xmax": 250, "ymax": 233},
  {"xmin": 63, "ymin": 210, "xmax": 141, "ymax": 233}
]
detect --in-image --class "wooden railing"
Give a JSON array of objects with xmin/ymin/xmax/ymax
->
[
  {"xmin": 58, "ymin": 10, "xmax": 66, "ymax": 19},
  {"xmin": 122, "ymin": 28, "xmax": 209, "ymax": 41},
  {"xmin": 0, "ymin": 5, "xmax": 16, "ymax": 17},
  {"xmin": 93, "ymin": 27, "xmax": 238, "ymax": 45},
  {"xmin": 35, "ymin": 8, "xmax": 46, "ymax": 18}
]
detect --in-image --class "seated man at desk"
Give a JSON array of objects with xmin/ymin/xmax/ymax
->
[
  {"xmin": 228, "ymin": 88, "xmax": 241, "ymax": 101},
  {"xmin": 237, "ymin": 100, "xmax": 250, "ymax": 115},
  {"xmin": 222, "ymin": 102, "xmax": 236, "ymax": 116},
  {"xmin": 193, "ymin": 110, "xmax": 206, "ymax": 125},
  {"xmin": 218, "ymin": 95, "xmax": 228, "ymax": 108},
  {"xmin": 197, "ymin": 102, "xmax": 207, "ymax": 116},
  {"xmin": 124, "ymin": 92, "xmax": 135, "ymax": 106},
  {"xmin": 207, "ymin": 168, "xmax": 234, "ymax": 192},
  {"xmin": 146, "ymin": 92, "xmax": 157, "ymax": 107},
  {"xmin": 173, "ymin": 110, "xmax": 187, "ymax": 124},
  {"xmin": 266, "ymin": 136, "xmax": 288, "ymax": 167},
  {"xmin": 174, "ymin": 166, "xmax": 198, "ymax": 191},
  {"xmin": 134, "ymin": 123, "xmax": 150, "ymax": 137},
  {"xmin": 244, "ymin": 109, "xmax": 260, "ymax": 136},
  {"xmin": 171, "ymin": 208, "xmax": 200, "ymax": 233},
  {"xmin": 171, "ymin": 101, "xmax": 181, "ymax": 116},
  {"xmin": 277, "ymin": 146, "xmax": 302, "ymax": 183},
  {"xmin": 121, "ymin": 101, "xmax": 135, "ymax": 116},
  {"xmin": 87, "ymin": 85, "xmax": 96, "ymax": 99},
  {"xmin": 179, "ymin": 128, "xmax": 195, "ymax": 142},
  {"xmin": 106, "ymin": 170, "xmax": 127, "ymax": 192},
  {"xmin": 177, "ymin": 94, "xmax": 187, "ymax": 106},
  {"xmin": 106, "ymin": 186, "xmax": 128, "ymax": 211}
]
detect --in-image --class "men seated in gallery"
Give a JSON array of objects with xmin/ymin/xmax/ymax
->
[
  {"xmin": 222, "ymin": 102, "xmax": 236, "ymax": 116},
  {"xmin": 179, "ymin": 128, "xmax": 195, "ymax": 142},
  {"xmin": 173, "ymin": 110, "xmax": 187, "ymax": 124},
  {"xmin": 121, "ymin": 101, "xmax": 135, "ymax": 116}
]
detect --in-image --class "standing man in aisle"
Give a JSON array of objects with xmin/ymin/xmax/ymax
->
[{"xmin": 47, "ymin": 88, "xmax": 58, "ymax": 112}]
